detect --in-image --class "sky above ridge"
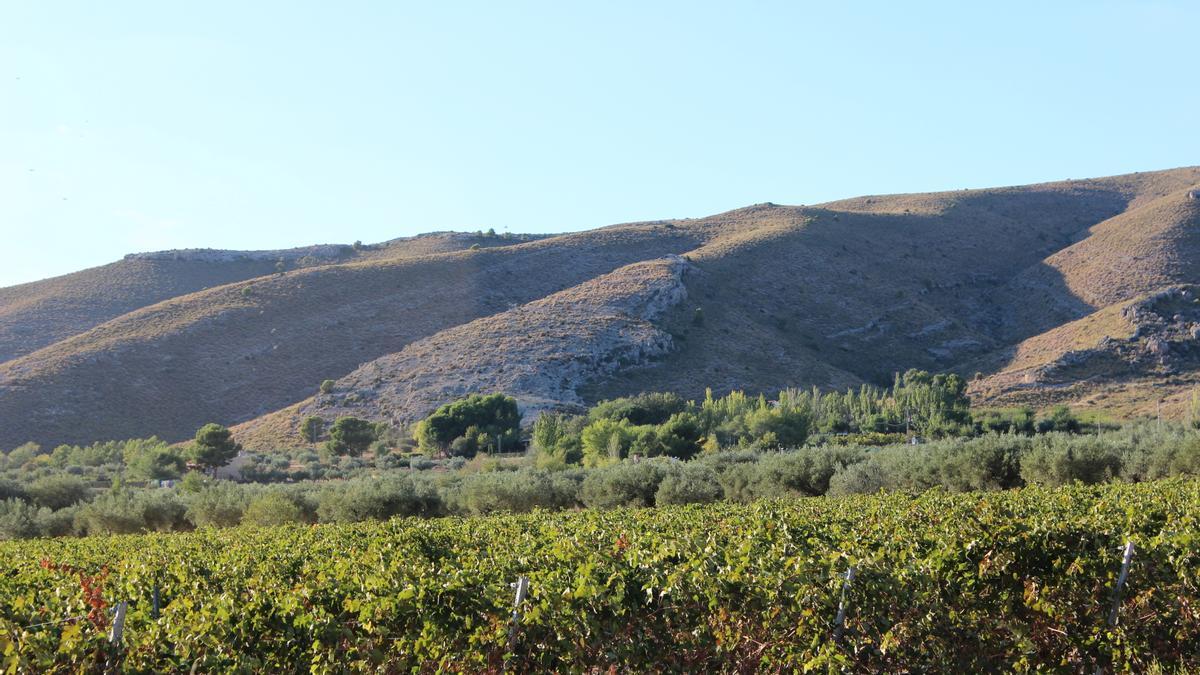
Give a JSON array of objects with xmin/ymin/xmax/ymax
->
[{"xmin": 2, "ymin": 0, "xmax": 1198, "ymax": 287}]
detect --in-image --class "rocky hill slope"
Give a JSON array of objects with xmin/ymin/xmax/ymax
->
[{"xmin": 2, "ymin": 166, "xmax": 1199, "ymax": 449}]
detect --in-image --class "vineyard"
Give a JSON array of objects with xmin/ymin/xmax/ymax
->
[{"xmin": 2, "ymin": 479, "xmax": 1198, "ymax": 673}]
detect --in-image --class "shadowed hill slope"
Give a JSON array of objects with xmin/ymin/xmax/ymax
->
[
  {"xmin": 2, "ymin": 166, "xmax": 1199, "ymax": 448},
  {"xmin": 589, "ymin": 170, "xmax": 1200, "ymax": 403}
]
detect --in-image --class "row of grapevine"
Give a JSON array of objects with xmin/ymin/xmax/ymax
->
[{"xmin": 1, "ymin": 479, "xmax": 1198, "ymax": 672}]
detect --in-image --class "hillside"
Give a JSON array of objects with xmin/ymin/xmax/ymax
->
[
  {"xmin": 234, "ymin": 256, "xmax": 693, "ymax": 448},
  {"xmin": 2, "ymin": 166, "xmax": 1200, "ymax": 449},
  {"xmin": 0, "ymin": 233, "xmax": 543, "ymax": 364}
]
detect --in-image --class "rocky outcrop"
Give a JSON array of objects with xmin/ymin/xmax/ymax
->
[{"xmin": 1035, "ymin": 285, "xmax": 1200, "ymax": 381}]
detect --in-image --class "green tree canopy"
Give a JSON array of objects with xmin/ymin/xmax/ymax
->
[
  {"xmin": 653, "ymin": 412, "xmax": 706, "ymax": 460},
  {"xmin": 588, "ymin": 392, "xmax": 687, "ymax": 426},
  {"xmin": 414, "ymin": 394, "xmax": 521, "ymax": 457},
  {"xmin": 299, "ymin": 416, "xmax": 325, "ymax": 443},
  {"xmin": 531, "ymin": 413, "xmax": 585, "ymax": 468},
  {"xmin": 580, "ymin": 418, "xmax": 636, "ymax": 467},
  {"xmin": 189, "ymin": 423, "xmax": 241, "ymax": 474},
  {"xmin": 125, "ymin": 444, "xmax": 187, "ymax": 482},
  {"xmin": 325, "ymin": 417, "xmax": 377, "ymax": 457}
]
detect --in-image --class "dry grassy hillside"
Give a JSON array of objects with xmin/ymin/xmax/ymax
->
[
  {"xmin": 0, "ymin": 258, "xmax": 280, "ymax": 363},
  {"xmin": 2, "ymin": 166, "xmax": 1199, "ymax": 449},
  {"xmin": 0, "ymin": 233, "xmax": 537, "ymax": 364}
]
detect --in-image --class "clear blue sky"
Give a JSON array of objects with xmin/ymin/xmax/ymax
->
[{"xmin": 2, "ymin": 1, "xmax": 1197, "ymax": 288}]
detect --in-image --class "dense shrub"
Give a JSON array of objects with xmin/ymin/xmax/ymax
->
[
  {"xmin": 317, "ymin": 476, "xmax": 441, "ymax": 523},
  {"xmin": 827, "ymin": 461, "xmax": 889, "ymax": 497},
  {"xmin": 1020, "ymin": 435, "xmax": 1123, "ymax": 486},
  {"xmin": 185, "ymin": 482, "xmax": 250, "ymax": 528},
  {"xmin": 444, "ymin": 470, "xmax": 582, "ymax": 515},
  {"xmin": 655, "ymin": 464, "xmax": 722, "ymax": 505},
  {"xmin": 239, "ymin": 455, "xmax": 290, "ymax": 483},
  {"xmin": 751, "ymin": 447, "xmax": 866, "ymax": 498},
  {"xmin": 0, "ymin": 478, "xmax": 28, "ymax": 503},
  {"xmin": 243, "ymin": 491, "xmax": 308, "ymax": 527},
  {"xmin": 715, "ymin": 462, "xmax": 759, "ymax": 502},
  {"xmin": 75, "ymin": 490, "xmax": 187, "ymax": 535},
  {"xmin": 933, "ymin": 434, "xmax": 1026, "ymax": 491},
  {"xmin": 36, "ymin": 506, "xmax": 77, "ymax": 537},
  {"xmin": 580, "ymin": 461, "xmax": 668, "ymax": 509},
  {"xmin": 27, "ymin": 475, "xmax": 90, "ymax": 510},
  {"xmin": 826, "ymin": 435, "xmax": 1026, "ymax": 496},
  {"xmin": 16, "ymin": 411, "xmax": 1200, "ymax": 542},
  {"xmin": 1114, "ymin": 424, "xmax": 1200, "ymax": 482},
  {"xmin": 376, "ymin": 454, "xmax": 410, "ymax": 470},
  {"xmin": 0, "ymin": 499, "xmax": 43, "ymax": 540},
  {"xmin": 696, "ymin": 449, "xmax": 760, "ymax": 472}
]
